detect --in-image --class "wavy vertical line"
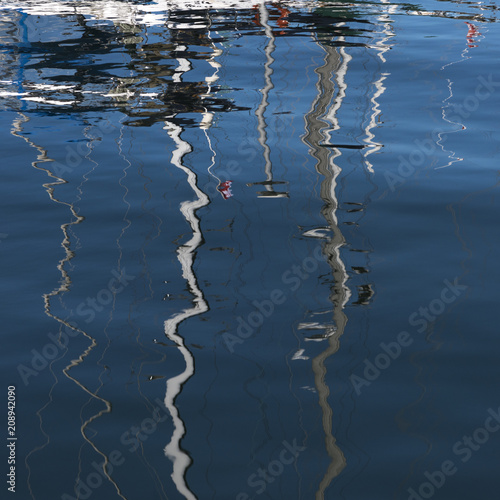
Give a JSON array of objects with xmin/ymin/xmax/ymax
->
[
  {"xmin": 123, "ymin": 116, "xmax": 170, "ymax": 500},
  {"xmin": 394, "ymin": 29, "xmax": 491, "ymax": 499},
  {"xmin": 200, "ymin": 14, "xmax": 222, "ymax": 131},
  {"xmin": 163, "ymin": 119, "xmax": 210, "ymax": 500},
  {"xmin": 75, "ymin": 114, "xmax": 136, "ymax": 500},
  {"xmin": 257, "ymin": 3, "xmax": 274, "ymax": 185},
  {"xmin": 250, "ymin": 3, "xmax": 288, "ymax": 199},
  {"xmin": 9, "ymin": 111, "xmax": 122, "ymax": 499},
  {"xmin": 301, "ymin": 35, "xmax": 352, "ymax": 499},
  {"xmin": 435, "ymin": 22, "xmax": 485, "ymax": 171},
  {"xmin": 362, "ymin": 0, "xmax": 393, "ymax": 172},
  {"xmin": 10, "ymin": 112, "xmax": 81, "ymax": 498},
  {"xmin": 362, "ymin": 72, "xmax": 388, "ymax": 172}
]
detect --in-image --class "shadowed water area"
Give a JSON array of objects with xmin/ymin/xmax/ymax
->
[{"xmin": 1, "ymin": 1, "xmax": 500, "ymax": 499}]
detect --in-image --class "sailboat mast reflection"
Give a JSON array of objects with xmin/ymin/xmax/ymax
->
[
  {"xmin": 162, "ymin": 120, "xmax": 206, "ymax": 500},
  {"xmin": 10, "ymin": 112, "xmax": 122, "ymax": 499},
  {"xmin": 362, "ymin": 0, "xmax": 394, "ymax": 171},
  {"xmin": 301, "ymin": 9, "xmax": 392, "ymax": 495},
  {"xmin": 247, "ymin": 3, "xmax": 288, "ymax": 198},
  {"xmin": 161, "ymin": 14, "xmax": 223, "ymax": 497},
  {"xmin": 301, "ymin": 36, "xmax": 351, "ymax": 497}
]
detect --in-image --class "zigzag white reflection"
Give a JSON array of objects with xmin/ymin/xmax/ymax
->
[
  {"xmin": 363, "ymin": 0, "xmax": 394, "ymax": 172},
  {"xmin": 163, "ymin": 121, "xmax": 209, "ymax": 500},
  {"xmin": 256, "ymin": 3, "xmax": 275, "ymax": 192}
]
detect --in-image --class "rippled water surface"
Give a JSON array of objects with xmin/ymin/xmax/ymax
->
[{"xmin": 1, "ymin": 1, "xmax": 500, "ymax": 499}]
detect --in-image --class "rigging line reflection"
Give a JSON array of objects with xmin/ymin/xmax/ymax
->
[
  {"xmin": 117, "ymin": 118, "xmax": 170, "ymax": 500},
  {"xmin": 372, "ymin": 1, "xmax": 396, "ymax": 64},
  {"xmin": 202, "ymin": 19, "xmax": 233, "ymax": 199},
  {"xmin": 10, "ymin": 112, "xmax": 123, "ymax": 499},
  {"xmin": 74, "ymin": 117, "xmax": 127, "ymax": 500},
  {"xmin": 163, "ymin": 119, "xmax": 210, "ymax": 500},
  {"xmin": 10, "ymin": 112, "xmax": 72, "ymax": 500},
  {"xmin": 435, "ymin": 21, "xmax": 484, "ymax": 170},
  {"xmin": 394, "ymin": 39, "xmax": 490, "ymax": 491},
  {"xmin": 301, "ymin": 35, "xmax": 353, "ymax": 498},
  {"xmin": 200, "ymin": 13, "xmax": 222, "ymax": 131},
  {"xmin": 248, "ymin": 2, "xmax": 288, "ymax": 199},
  {"xmin": 362, "ymin": 72, "xmax": 387, "ymax": 173},
  {"xmin": 363, "ymin": 2, "xmax": 393, "ymax": 171}
]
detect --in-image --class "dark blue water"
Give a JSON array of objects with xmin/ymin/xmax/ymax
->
[{"xmin": 1, "ymin": 1, "xmax": 500, "ymax": 499}]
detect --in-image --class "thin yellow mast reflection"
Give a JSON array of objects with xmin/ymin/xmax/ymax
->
[{"xmin": 302, "ymin": 35, "xmax": 352, "ymax": 498}]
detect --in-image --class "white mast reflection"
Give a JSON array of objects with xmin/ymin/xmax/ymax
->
[
  {"xmin": 162, "ymin": 120, "xmax": 207, "ymax": 500},
  {"xmin": 362, "ymin": 1, "xmax": 394, "ymax": 171},
  {"xmin": 162, "ymin": 14, "xmax": 222, "ymax": 498},
  {"xmin": 247, "ymin": 3, "xmax": 288, "ymax": 198}
]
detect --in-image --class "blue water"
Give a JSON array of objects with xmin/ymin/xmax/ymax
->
[{"xmin": 1, "ymin": 1, "xmax": 500, "ymax": 499}]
